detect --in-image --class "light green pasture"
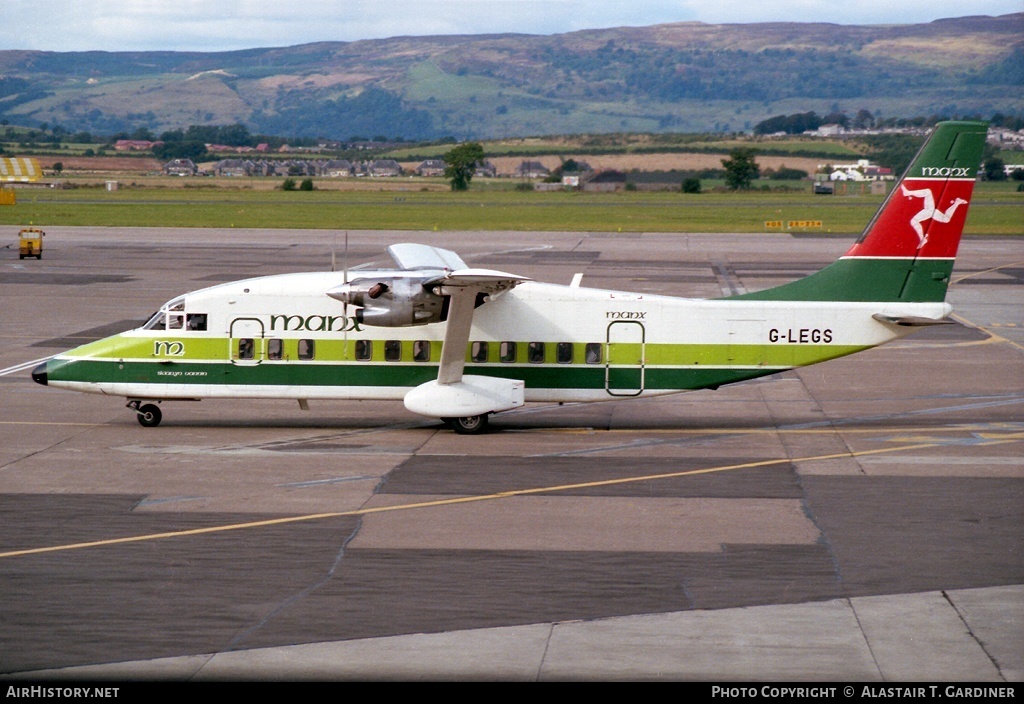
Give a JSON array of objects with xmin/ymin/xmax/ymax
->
[{"xmin": 2, "ymin": 183, "xmax": 1020, "ymax": 235}]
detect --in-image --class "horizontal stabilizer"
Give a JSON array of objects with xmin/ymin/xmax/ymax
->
[{"xmin": 872, "ymin": 313, "xmax": 955, "ymax": 327}]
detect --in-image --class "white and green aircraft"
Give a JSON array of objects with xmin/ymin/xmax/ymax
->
[{"xmin": 33, "ymin": 121, "xmax": 988, "ymax": 433}]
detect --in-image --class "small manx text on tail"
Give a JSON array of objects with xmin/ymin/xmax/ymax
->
[{"xmin": 32, "ymin": 121, "xmax": 988, "ymax": 433}]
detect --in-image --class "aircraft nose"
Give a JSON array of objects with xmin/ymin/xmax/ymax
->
[{"xmin": 31, "ymin": 362, "xmax": 48, "ymax": 386}]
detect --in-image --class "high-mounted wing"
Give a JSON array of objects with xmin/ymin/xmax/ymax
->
[
  {"xmin": 326, "ymin": 244, "xmax": 526, "ymax": 329},
  {"xmin": 387, "ymin": 243, "xmax": 467, "ymax": 272}
]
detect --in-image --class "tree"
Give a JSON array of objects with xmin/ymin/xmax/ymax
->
[
  {"xmin": 153, "ymin": 140, "xmax": 207, "ymax": 162},
  {"xmin": 766, "ymin": 165, "xmax": 808, "ymax": 181},
  {"xmin": 853, "ymin": 108, "xmax": 875, "ymax": 130},
  {"xmin": 443, "ymin": 142, "xmax": 485, "ymax": 191},
  {"xmin": 983, "ymin": 156, "xmax": 1007, "ymax": 181},
  {"xmin": 722, "ymin": 148, "xmax": 759, "ymax": 190},
  {"xmin": 682, "ymin": 177, "xmax": 701, "ymax": 193}
]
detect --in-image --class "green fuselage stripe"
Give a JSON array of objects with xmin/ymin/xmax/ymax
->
[{"xmin": 47, "ymin": 340, "xmax": 868, "ymax": 392}]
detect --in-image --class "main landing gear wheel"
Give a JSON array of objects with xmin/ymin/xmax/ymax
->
[
  {"xmin": 135, "ymin": 403, "xmax": 162, "ymax": 427},
  {"xmin": 450, "ymin": 414, "xmax": 488, "ymax": 435}
]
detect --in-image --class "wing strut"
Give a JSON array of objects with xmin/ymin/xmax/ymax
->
[
  {"xmin": 403, "ymin": 268, "xmax": 531, "ymax": 423},
  {"xmin": 436, "ymin": 284, "xmax": 477, "ymax": 384}
]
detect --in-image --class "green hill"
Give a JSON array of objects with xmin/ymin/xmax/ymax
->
[{"xmin": 0, "ymin": 14, "xmax": 1020, "ymax": 139}]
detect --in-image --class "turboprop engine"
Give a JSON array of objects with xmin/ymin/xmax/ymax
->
[{"xmin": 327, "ymin": 276, "xmax": 446, "ymax": 327}]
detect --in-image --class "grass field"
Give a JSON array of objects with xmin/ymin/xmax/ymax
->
[{"xmin": 1, "ymin": 181, "xmax": 1021, "ymax": 235}]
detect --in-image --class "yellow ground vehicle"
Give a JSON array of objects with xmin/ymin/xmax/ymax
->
[{"xmin": 19, "ymin": 228, "xmax": 44, "ymax": 259}]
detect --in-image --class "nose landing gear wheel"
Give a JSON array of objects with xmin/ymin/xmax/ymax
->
[
  {"xmin": 450, "ymin": 414, "xmax": 488, "ymax": 435},
  {"xmin": 136, "ymin": 403, "xmax": 162, "ymax": 427}
]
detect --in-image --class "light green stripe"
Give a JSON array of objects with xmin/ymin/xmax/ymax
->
[{"xmin": 62, "ymin": 336, "xmax": 866, "ymax": 369}]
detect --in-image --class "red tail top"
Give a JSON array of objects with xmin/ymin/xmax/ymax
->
[{"xmin": 843, "ymin": 121, "xmax": 988, "ymax": 260}]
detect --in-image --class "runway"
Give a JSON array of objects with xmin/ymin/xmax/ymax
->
[{"xmin": 1, "ymin": 227, "xmax": 1021, "ymax": 680}]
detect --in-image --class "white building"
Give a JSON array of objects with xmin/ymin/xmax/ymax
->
[{"xmin": 822, "ymin": 159, "xmax": 894, "ymax": 182}]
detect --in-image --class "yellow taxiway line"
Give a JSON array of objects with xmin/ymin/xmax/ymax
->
[{"xmin": 2, "ymin": 431, "xmax": 1021, "ymax": 560}]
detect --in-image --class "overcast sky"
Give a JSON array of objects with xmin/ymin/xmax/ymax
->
[{"xmin": 4, "ymin": 0, "xmax": 1021, "ymax": 52}]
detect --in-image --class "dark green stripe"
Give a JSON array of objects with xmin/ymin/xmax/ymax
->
[
  {"xmin": 731, "ymin": 258, "xmax": 954, "ymax": 303},
  {"xmin": 48, "ymin": 358, "xmax": 793, "ymax": 393}
]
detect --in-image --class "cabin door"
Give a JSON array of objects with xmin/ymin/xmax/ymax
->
[
  {"xmin": 230, "ymin": 317, "xmax": 264, "ymax": 366},
  {"xmin": 605, "ymin": 321, "xmax": 645, "ymax": 396}
]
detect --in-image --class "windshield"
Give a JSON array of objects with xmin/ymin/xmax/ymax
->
[{"xmin": 142, "ymin": 296, "xmax": 186, "ymax": 330}]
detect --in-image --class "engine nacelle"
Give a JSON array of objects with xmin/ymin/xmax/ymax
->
[{"xmin": 327, "ymin": 276, "xmax": 445, "ymax": 327}]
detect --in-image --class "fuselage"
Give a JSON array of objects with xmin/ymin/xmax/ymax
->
[
  {"xmin": 38, "ymin": 269, "xmax": 947, "ymax": 404},
  {"xmin": 29, "ymin": 120, "xmax": 988, "ymax": 431}
]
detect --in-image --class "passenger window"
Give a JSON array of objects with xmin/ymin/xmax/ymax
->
[
  {"xmin": 413, "ymin": 340, "xmax": 430, "ymax": 362},
  {"xmin": 267, "ymin": 339, "xmax": 283, "ymax": 360},
  {"xmin": 556, "ymin": 342, "xmax": 573, "ymax": 364},
  {"xmin": 186, "ymin": 313, "xmax": 207, "ymax": 331},
  {"xmin": 585, "ymin": 343, "xmax": 602, "ymax": 364},
  {"xmin": 385, "ymin": 340, "xmax": 402, "ymax": 362},
  {"xmin": 499, "ymin": 341, "xmax": 517, "ymax": 363},
  {"xmin": 528, "ymin": 341, "xmax": 545, "ymax": 364},
  {"xmin": 471, "ymin": 341, "xmax": 488, "ymax": 363},
  {"xmin": 355, "ymin": 339, "xmax": 372, "ymax": 361},
  {"xmin": 238, "ymin": 338, "xmax": 254, "ymax": 360},
  {"xmin": 298, "ymin": 339, "xmax": 315, "ymax": 360}
]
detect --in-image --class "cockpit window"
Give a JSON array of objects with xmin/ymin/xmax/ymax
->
[
  {"xmin": 186, "ymin": 314, "xmax": 207, "ymax": 331},
  {"xmin": 142, "ymin": 311, "xmax": 165, "ymax": 330},
  {"xmin": 143, "ymin": 297, "xmax": 188, "ymax": 331}
]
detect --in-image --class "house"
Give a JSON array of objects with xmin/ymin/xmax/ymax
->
[
  {"xmin": 560, "ymin": 161, "xmax": 594, "ymax": 188},
  {"xmin": 474, "ymin": 160, "xmax": 498, "ymax": 178},
  {"xmin": 808, "ymin": 124, "xmax": 845, "ymax": 137},
  {"xmin": 582, "ymin": 170, "xmax": 627, "ymax": 192},
  {"xmin": 862, "ymin": 165, "xmax": 893, "ymax": 180},
  {"xmin": 322, "ymin": 160, "xmax": 354, "ymax": 177},
  {"xmin": 822, "ymin": 159, "xmax": 894, "ymax": 182},
  {"xmin": 284, "ymin": 160, "xmax": 317, "ymax": 177},
  {"xmin": 516, "ymin": 161, "xmax": 550, "ymax": 179},
  {"xmin": 416, "ymin": 159, "xmax": 447, "ymax": 177},
  {"xmin": 369, "ymin": 160, "xmax": 402, "ymax": 177},
  {"xmin": 213, "ymin": 159, "xmax": 253, "ymax": 177},
  {"xmin": 113, "ymin": 139, "xmax": 162, "ymax": 151},
  {"xmin": 163, "ymin": 159, "xmax": 196, "ymax": 177}
]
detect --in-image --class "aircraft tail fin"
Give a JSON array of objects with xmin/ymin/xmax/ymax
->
[{"xmin": 735, "ymin": 120, "xmax": 988, "ymax": 303}]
